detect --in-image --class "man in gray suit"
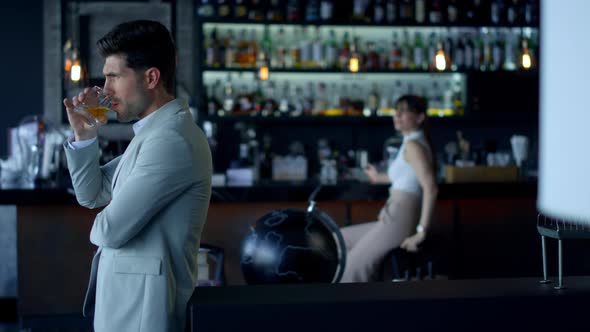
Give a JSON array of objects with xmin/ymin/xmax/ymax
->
[{"xmin": 62, "ymin": 20, "xmax": 212, "ymax": 331}]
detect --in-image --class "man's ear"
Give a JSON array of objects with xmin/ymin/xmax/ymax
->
[
  {"xmin": 144, "ymin": 67, "xmax": 161, "ymax": 90},
  {"xmin": 417, "ymin": 112, "xmax": 426, "ymax": 125}
]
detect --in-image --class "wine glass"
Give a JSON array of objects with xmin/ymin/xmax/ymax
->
[{"xmin": 73, "ymin": 86, "xmax": 112, "ymax": 127}]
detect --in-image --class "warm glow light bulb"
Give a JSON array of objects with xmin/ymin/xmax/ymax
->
[
  {"xmin": 349, "ymin": 55, "xmax": 359, "ymax": 73},
  {"xmin": 522, "ymin": 52, "xmax": 532, "ymax": 69},
  {"xmin": 71, "ymin": 60, "xmax": 81, "ymax": 82},
  {"xmin": 435, "ymin": 50, "xmax": 447, "ymax": 71},
  {"xmin": 258, "ymin": 65, "xmax": 269, "ymax": 81}
]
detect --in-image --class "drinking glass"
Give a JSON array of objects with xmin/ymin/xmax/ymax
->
[{"xmin": 73, "ymin": 86, "xmax": 112, "ymax": 127}]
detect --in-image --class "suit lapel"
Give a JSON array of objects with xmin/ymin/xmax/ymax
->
[{"xmin": 110, "ymin": 99, "xmax": 188, "ymax": 192}]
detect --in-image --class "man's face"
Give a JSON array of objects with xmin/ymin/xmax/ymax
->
[{"xmin": 102, "ymin": 55, "xmax": 151, "ymax": 122}]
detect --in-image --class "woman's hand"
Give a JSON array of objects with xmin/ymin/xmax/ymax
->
[
  {"xmin": 363, "ymin": 163, "xmax": 378, "ymax": 183},
  {"xmin": 400, "ymin": 231, "xmax": 426, "ymax": 252}
]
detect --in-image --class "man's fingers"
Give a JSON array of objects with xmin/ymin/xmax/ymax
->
[{"xmin": 63, "ymin": 98, "xmax": 74, "ymax": 111}]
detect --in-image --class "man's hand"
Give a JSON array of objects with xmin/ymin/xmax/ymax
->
[{"xmin": 63, "ymin": 87, "xmax": 101, "ymax": 141}]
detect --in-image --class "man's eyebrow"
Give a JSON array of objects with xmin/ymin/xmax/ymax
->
[{"xmin": 103, "ymin": 72, "xmax": 118, "ymax": 77}]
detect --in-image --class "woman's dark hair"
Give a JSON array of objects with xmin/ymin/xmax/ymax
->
[
  {"xmin": 97, "ymin": 20, "xmax": 176, "ymax": 94},
  {"xmin": 395, "ymin": 94, "xmax": 437, "ymax": 173}
]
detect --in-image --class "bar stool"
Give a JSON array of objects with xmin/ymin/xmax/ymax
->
[
  {"xmin": 537, "ymin": 213, "xmax": 590, "ymax": 289},
  {"xmin": 197, "ymin": 243, "xmax": 226, "ymax": 286},
  {"xmin": 387, "ymin": 238, "xmax": 437, "ymax": 282}
]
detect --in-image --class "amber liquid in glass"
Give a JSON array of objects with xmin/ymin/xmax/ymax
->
[{"xmin": 86, "ymin": 106, "xmax": 110, "ymax": 122}]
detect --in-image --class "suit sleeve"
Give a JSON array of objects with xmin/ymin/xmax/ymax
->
[
  {"xmin": 89, "ymin": 133, "xmax": 196, "ymax": 249},
  {"xmin": 64, "ymin": 139, "xmax": 119, "ymax": 209}
]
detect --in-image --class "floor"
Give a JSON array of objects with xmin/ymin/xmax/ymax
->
[{"xmin": 0, "ymin": 324, "xmax": 18, "ymax": 332}]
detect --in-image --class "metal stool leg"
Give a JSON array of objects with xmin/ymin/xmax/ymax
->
[
  {"xmin": 555, "ymin": 239, "xmax": 565, "ymax": 289},
  {"xmin": 540, "ymin": 235, "xmax": 551, "ymax": 284}
]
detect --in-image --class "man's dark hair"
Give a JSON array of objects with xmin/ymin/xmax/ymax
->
[{"xmin": 97, "ymin": 20, "xmax": 176, "ymax": 94}]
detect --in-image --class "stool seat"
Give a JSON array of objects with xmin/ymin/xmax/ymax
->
[{"xmin": 537, "ymin": 214, "xmax": 590, "ymax": 289}]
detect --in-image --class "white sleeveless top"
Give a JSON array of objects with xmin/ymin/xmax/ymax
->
[{"xmin": 387, "ymin": 130, "xmax": 430, "ymax": 195}]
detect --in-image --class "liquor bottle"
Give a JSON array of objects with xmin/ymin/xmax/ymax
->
[
  {"xmin": 490, "ymin": 0, "xmax": 505, "ymax": 25},
  {"xmin": 351, "ymin": 0, "xmax": 370, "ymax": 23},
  {"xmin": 400, "ymin": 30, "xmax": 411, "ymax": 69},
  {"xmin": 428, "ymin": 0, "xmax": 443, "ymax": 24},
  {"xmin": 524, "ymin": 0, "xmax": 538, "ymax": 25},
  {"xmin": 388, "ymin": 31, "xmax": 402, "ymax": 69},
  {"xmin": 253, "ymin": 80, "xmax": 264, "ymax": 114},
  {"xmin": 267, "ymin": 0, "xmax": 285, "ymax": 21},
  {"xmin": 366, "ymin": 83, "xmax": 380, "ymax": 116},
  {"xmin": 278, "ymin": 81, "xmax": 292, "ymax": 116},
  {"xmin": 262, "ymin": 81, "xmax": 278, "ymax": 117},
  {"xmin": 292, "ymin": 85, "xmax": 304, "ymax": 116},
  {"xmin": 224, "ymin": 30, "xmax": 237, "ymax": 68},
  {"xmin": 273, "ymin": 28, "xmax": 287, "ymax": 68},
  {"xmin": 464, "ymin": 34, "xmax": 474, "ymax": 70},
  {"xmin": 305, "ymin": 0, "xmax": 321, "ymax": 22},
  {"xmin": 197, "ymin": 0, "xmax": 215, "ymax": 17},
  {"xmin": 491, "ymin": 32, "xmax": 503, "ymax": 71},
  {"xmin": 234, "ymin": 0, "xmax": 248, "ymax": 19},
  {"xmin": 205, "ymin": 28, "xmax": 220, "ymax": 68},
  {"xmin": 446, "ymin": 0, "xmax": 459, "ymax": 23},
  {"xmin": 312, "ymin": 82, "xmax": 329, "ymax": 115},
  {"xmin": 248, "ymin": 0, "xmax": 265, "ymax": 21},
  {"xmin": 429, "ymin": 81, "xmax": 442, "ymax": 111},
  {"xmin": 415, "ymin": 0, "xmax": 426, "ymax": 23},
  {"xmin": 364, "ymin": 41, "xmax": 379, "ymax": 70},
  {"xmin": 427, "ymin": 32, "xmax": 437, "ymax": 69},
  {"xmin": 324, "ymin": 29, "xmax": 339, "ymax": 69},
  {"xmin": 399, "ymin": 0, "xmax": 414, "ymax": 24},
  {"xmin": 303, "ymin": 82, "xmax": 315, "ymax": 115},
  {"xmin": 320, "ymin": 0, "xmax": 334, "ymax": 22},
  {"xmin": 454, "ymin": 35, "xmax": 466, "ymax": 71},
  {"xmin": 206, "ymin": 80, "xmax": 222, "ymax": 116},
  {"xmin": 385, "ymin": 0, "xmax": 397, "ymax": 23},
  {"xmin": 473, "ymin": 32, "xmax": 483, "ymax": 71},
  {"xmin": 503, "ymin": 31, "xmax": 517, "ymax": 71},
  {"xmin": 299, "ymin": 27, "xmax": 312, "ymax": 68},
  {"xmin": 216, "ymin": 0, "xmax": 231, "ymax": 18},
  {"xmin": 260, "ymin": 26, "xmax": 272, "ymax": 63},
  {"xmin": 374, "ymin": 0, "xmax": 385, "ymax": 24},
  {"xmin": 413, "ymin": 31, "xmax": 426, "ymax": 70},
  {"xmin": 289, "ymin": 28, "xmax": 302, "ymax": 68},
  {"xmin": 338, "ymin": 32, "xmax": 351, "ymax": 70},
  {"xmin": 236, "ymin": 83, "xmax": 253, "ymax": 113},
  {"xmin": 311, "ymin": 27, "xmax": 324, "ymax": 68},
  {"xmin": 250, "ymin": 29, "xmax": 259, "ymax": 68},
  {"xmin": 222, "ymin": 74, "xmax": 235, "ymax": 115},
  {"xmin": 481, "ymin": 31, "xmax": 492, "ymax": 71},
  {"xmin": 259, "ymin": 134, "xmax": 273, "ymax": 180},
  {"xmin": 286, "ymin": 0, "xmax": 302, "ymax": 22},
  {"xmin": 506, "ymin": 0, "xmax": 519, "ymax": 24}
]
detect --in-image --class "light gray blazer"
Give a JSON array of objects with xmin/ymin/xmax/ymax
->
[{"xmin": 65, "ymin": 99, "xmax": 212, "ymax": 332}]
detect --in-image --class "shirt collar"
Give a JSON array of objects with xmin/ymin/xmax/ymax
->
[
  {"xmin": 131, "ymin": 99, "xmax": 182, "ymax": 135},
  {"xmin": 403, "ymin": 129, "xmax": 424, "ymax": 142}
]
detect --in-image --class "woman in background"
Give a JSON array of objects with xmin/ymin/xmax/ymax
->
[{"xmin": 340, "ymin": 95, "xmax": 438, "ymax": 283}]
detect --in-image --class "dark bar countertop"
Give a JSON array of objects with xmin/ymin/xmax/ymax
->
[{"xmin": 0, "ymin": 180, "xmax": 537, "ymax": 205}]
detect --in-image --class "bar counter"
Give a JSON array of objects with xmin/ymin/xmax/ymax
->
[
  {"xmin": 0, "ymin": 180, "xmax": 537, "ymax": 205},
  {"xmin": 3, "ymin": 180, "xmax": 557, "ymax": 319}
]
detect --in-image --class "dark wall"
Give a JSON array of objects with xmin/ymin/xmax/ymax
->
[{"xmin": 0, "ymin": 1, "xmax": 44, "ymax": 158}]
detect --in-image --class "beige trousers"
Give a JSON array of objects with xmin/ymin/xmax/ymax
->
[{"xmin": 340, "ymin": 190, "xmax": 421, "ymax": 283}]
